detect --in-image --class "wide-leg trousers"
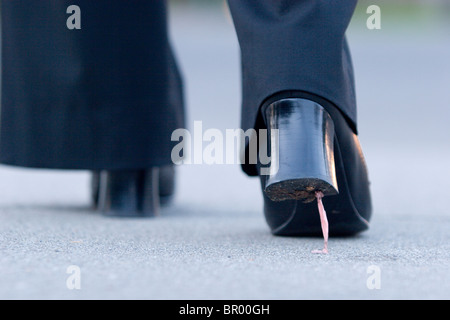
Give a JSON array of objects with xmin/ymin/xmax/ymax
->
[{"xmin": 0, "ymin": 0, "xmax": 358, "ymax": 176}]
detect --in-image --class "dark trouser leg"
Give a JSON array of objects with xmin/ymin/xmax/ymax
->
[{"xmin": 227, "ymin": 0, "xmax": 358, "ymax": 176}]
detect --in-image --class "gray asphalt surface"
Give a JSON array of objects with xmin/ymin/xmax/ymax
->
[{"xmin": 0, "ymin": 3, "xmax": 449, "ymax": 300}]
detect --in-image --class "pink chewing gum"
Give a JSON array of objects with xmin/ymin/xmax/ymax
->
[{"xmin": 311, "ymin": 191, "xmax": 329, "ymax": 254}]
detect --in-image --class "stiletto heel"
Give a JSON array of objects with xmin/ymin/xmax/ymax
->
[
  {"xmin": 259, "ymin": 97, "xmax": 372, "ymax": 237},
  {"xmin": 262, "ymin": 98, "xmax": 339, "ymax": 203}
]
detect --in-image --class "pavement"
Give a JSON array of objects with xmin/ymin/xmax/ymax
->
[{"xmin": 0, "ymin": 3, "xmax": 449, "ymax": 300}]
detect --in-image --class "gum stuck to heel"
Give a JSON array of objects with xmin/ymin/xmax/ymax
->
[{"xmin": 311, "ymin": 191, "xmax": 329, "ymax": 254}]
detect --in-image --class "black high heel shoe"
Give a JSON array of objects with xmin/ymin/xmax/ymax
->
[
  {"xmin": 259, "ymin": 97, "xmax": 372, "ymax": 236},
  {"xmin": 91, "ymin": 165, "xmax": 176, "ymax": 217}
]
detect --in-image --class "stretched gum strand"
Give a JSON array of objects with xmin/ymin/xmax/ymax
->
[{"xmin": 311, "ymin": 191, "xmax": 329, "ymax": 254}]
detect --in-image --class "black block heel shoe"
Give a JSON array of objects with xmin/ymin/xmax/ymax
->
[
  {"xmin": 259, "ymin": 98, "xmax": 372, "ymax": 236},
  {"xmin": 91, "ymin": 165, "xmax": 176, "ymax": 217}
]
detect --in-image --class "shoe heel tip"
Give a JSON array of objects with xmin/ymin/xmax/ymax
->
[{"xmin": 264, "ymin": 178, "xmax": 338, "ymax": 202}]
